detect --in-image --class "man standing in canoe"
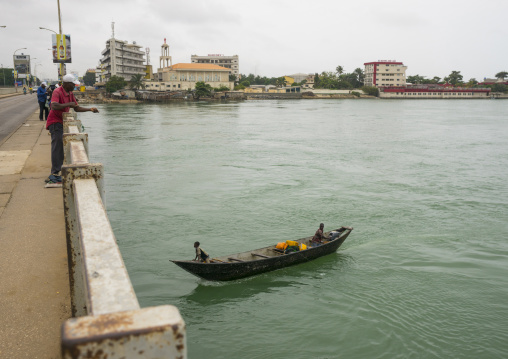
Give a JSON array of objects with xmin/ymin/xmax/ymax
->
[
  {"xmin": 311, "ymin": 223, "xmax": 329, "ymax": 246},
  {"xmin": 194, "ymin": 241, "xmax": 210, "ymax": 263}
]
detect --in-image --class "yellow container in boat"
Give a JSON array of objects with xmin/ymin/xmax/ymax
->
[
  {"xmin": 286, "ymin": 240, "xmax": 299, "ymax": 247},
  {"xmin": 276, "ymin": 242, "xmax": 288, "ymax": 250},
  {"xmin": 300, "ymin": 243, "xmax": 307, "ymax": 250}
]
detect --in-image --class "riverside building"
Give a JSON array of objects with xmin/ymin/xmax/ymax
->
[
  {"xmin": 364, "ymin": 60, "xmax": 407, "ymax": 87},
  {"xmin": 379, "ymin": 84, "xmax": 490, "ymax": 98},
  {"xmin": 100, "ymin": 38, "xmax": 146, "ymax": 82},
  {"xmin": 191, "ymin": 54, "xmax": 239, "ymax": 79},
  {"xmin": 145, "ymin": 39, "xmax": 233, "ymax": 91}
]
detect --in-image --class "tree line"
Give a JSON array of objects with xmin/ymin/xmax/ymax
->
[
  {"xmin": 83, "ymin": 69, "xmax": 508, "ymax": 95},
  {"xmin": 407, "ymin": 71, "xmax": 508, "ymax": 92}
]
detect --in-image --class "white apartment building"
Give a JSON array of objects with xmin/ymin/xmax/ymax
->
[
  {"xmin": 100, "ymin": 38, "xmax": 146, "ymax": 81},
  {"xmin": 191, "ymin": 54, "xmax": 239, "ymax": 78},
  {"xmin": 364, "ymin": 60, "xmax": 407, "ymax": 87}
]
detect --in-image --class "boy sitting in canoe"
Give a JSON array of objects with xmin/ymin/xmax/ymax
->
[{"xmin": 194, "ymin": 241, "xmax": 210, "ymax": 263}]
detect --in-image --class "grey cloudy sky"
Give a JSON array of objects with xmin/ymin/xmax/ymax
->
[{"xmin": 1, "ymin": 0, "xmax": 506, "ymax": 81}]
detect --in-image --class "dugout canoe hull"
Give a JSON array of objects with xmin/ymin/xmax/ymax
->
[{"xmin": 171, "ymin": 226, "xmax": 353, "ymax": 281}]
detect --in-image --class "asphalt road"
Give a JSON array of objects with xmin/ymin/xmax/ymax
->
[{"xmin": 0, "ymin": 94, "xmax": 39, "ymax": 144}]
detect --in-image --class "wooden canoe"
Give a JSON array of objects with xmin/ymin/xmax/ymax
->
[{"xmin": 171, "ymin": 226, "xmax": 353, "ymax": 281}]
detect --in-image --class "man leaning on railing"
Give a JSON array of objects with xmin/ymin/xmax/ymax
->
[{"xmin": 45, "ymin": 74, "xmax": 99, "ymax": 186}]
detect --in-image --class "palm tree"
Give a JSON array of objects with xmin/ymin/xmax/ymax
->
[
  {"xmin": 495, "ymin": 71, "xmax": 508, "ymax": 80},
  {"xmin": 354, "ymin": 68, "xmax": 364, "ymax": 86},
  {"xmin": 336, "ymin": 66, "xmax": 344, "ymax": 76},
  {"xmin": 467, "ymin": 78, "xmax": 478, "ymax": 87},
  {"xmin": 129, "ymin": 73, "xmax": 146, "ymax": 90},
  {"xmin": 447, "ymin": 71, "xmax": 463, "ymax": 86},
  {"xmin": 275, "ymin": 77, "xmax": 287, "ymax": 88}
]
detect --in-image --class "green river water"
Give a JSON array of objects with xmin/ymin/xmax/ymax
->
[{"xmin": 84, "ymin": 99, "xmax": 508, "ymax": 359}]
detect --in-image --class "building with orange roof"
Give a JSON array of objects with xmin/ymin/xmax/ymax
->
[{"xmin": 145, "ymin": 39, "xmax": 234, "ymax": 91}]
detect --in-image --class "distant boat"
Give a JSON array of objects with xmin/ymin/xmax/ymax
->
[{"xmin": 171, "ymin": 226, "xmax": 353, "ymax": 281}]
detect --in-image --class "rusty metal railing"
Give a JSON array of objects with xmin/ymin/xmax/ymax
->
[{"xmin": 60, "ymin": 112, "xmax": 186, "ymax": 359}]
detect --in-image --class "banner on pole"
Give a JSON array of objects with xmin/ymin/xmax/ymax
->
[
  {"xmin": 13, "ymin": 55, "xmax": 30, "ymax": 79},
  {"xmin": 52, "ymin": 34, "xmax": 72, "ymax": 63}
]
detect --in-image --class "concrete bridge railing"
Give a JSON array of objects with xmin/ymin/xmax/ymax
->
[{"xmin": 60, "ymin": 112, "xmax": 187, "ymax": 359}]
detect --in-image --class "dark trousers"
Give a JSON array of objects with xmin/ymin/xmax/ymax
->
[
  {"xmin": 39, "ymin": 101, "xmax": 49, "ymax": 121},
  {"xmin": 49, "ymin": 123, "xmax": 64, "ymax": 174}
]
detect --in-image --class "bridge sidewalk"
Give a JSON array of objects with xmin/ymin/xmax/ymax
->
[{"xmin": 0, "ymin": 111, "xmax": 71, "ymax": 358}]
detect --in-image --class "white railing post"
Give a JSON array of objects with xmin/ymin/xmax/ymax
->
[{"xmin": 62, "ymin": 163, "xmax": 105, "ymax": 316}]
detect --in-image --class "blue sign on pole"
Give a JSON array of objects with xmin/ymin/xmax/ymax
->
[{"xmin": 15, "ymin": 81, "xmax": 22, "ymax": 86}]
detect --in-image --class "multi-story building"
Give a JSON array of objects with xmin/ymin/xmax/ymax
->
[
  {"xmin": 100, "ymin": 38, "xmax": 146, "ymax": 81},
  {"xmin": 95, "ymin": 64, "xmax": 105, "ymax": 84},
  {"xmin": 364, "ymin": 60, "xmax": 407, "ymax": 87},
  {"xmin": 191, "ymin": 54, "xmax": 239, "ymax": 79}
]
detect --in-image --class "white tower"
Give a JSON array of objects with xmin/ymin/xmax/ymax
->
[{"xmin": 160, "ymin": 38, "xmax": 172, "ymax": 69}]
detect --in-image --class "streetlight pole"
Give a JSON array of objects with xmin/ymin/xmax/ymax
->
[
  {"xmin": 34, "ymin": 63, "xmax": 42, "ymax": 85},
  {"xmin": 13, "ymin": 47, "xmax": 27, "ymax": 92},
  {"xmin": 39, "ymin": 27, "xmax": 63, "ymax": 81},
  {"xmin": 57, "ymin": 0, "xmax": 64, "ymax": 81},
  {"xmin": 31, "ymin": 58, "xmax": 37, "ymax": 86}
]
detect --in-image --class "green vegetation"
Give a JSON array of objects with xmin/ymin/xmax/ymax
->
[
  {"xmin": 193, "ymin": 81, "xmax": 213, "ymax": 99},
  {"xmin": 129, "ymin": 74, "xmax": 146, "ymax": 90},
  {"xmin": 490, "ymin": 83, "xmax": 508, "ymax": 93},
  {"xmin": 214, "ymin": 85, "xmax": 231, "ymax": 92},
  {"xmin": 407, "ymin": 75, "xmax": 426, "ymax": 84},
  {"xmin": 495, "ymin": 71, "xmax": 508, "ymax": 80},
  {"xmin": 275, "ymin": 77, "xmax": 287, "ymax": 88},
  {"xmin": 105, "ymin": 75, "xmax": 127, "ymax": 93},
  {"xmin": 313, "ymin": 66, "xmax": 364, "ymax": 89},
  {"xmin": 466, "ymin": 78, "xmax": 478, "ymax": 87},
  {"xmin": 83, "ymin": 71, "xmax": 95, "ymax": 86},
  {"xmin": 351, "ymin": 91, "xmax": 361, "ymax": 97},
  {"xmin": 0, "ymin": 67, "xmax": 15, "ymax": 86},
  {"xmin": 361, "ymin": 86, "xmax": 379, "ymax": 97},
  {"xmin": 444, "ymin": 71, "xmax": 463, "ymax": 86}
]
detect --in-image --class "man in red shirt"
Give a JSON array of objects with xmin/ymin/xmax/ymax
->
[{"xmin": 45, "ymin": 74, "xmax": 99, "ymax": 184}]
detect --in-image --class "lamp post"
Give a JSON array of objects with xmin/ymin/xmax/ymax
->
[
  {"xmin": 31, "ymin": 57, "xmax": 37, "ymax": 86},
  {"xmin": 39, "ymin": 10, "xmax": 65, "ymax": 82},
  {"xmin": 33, "ymin": 63, "xmax": 42, "ymax": 85},
  {"xmin": 13, "ymin": 47, "xmax": 27, "ymax": 92}
]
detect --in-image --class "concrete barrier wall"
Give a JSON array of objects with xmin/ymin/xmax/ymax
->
[
  {"xmin": 60, "ymin": 112, "xmax": 187, "ymax": 359},
  {"xmin": 0, "ymin": 87, "xmax": 17, "ymax": 95}
]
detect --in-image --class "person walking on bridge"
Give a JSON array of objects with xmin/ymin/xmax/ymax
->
[
  {"xmin": 45, "ymin": 74, "xmax": 99, "ymax": 185},
  {"xmin": 37, "ymin": 82, "xmax": 49, "ymax": 121}
]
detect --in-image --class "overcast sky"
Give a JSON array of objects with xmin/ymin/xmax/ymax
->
[{"xmin": 1, "ymin": 0, "xmax": 507, "ymax": 81}]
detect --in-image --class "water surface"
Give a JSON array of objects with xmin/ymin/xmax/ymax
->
[{"xmin": 85, "ymin": 99, "xmax": 508, "ymax": 358}]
